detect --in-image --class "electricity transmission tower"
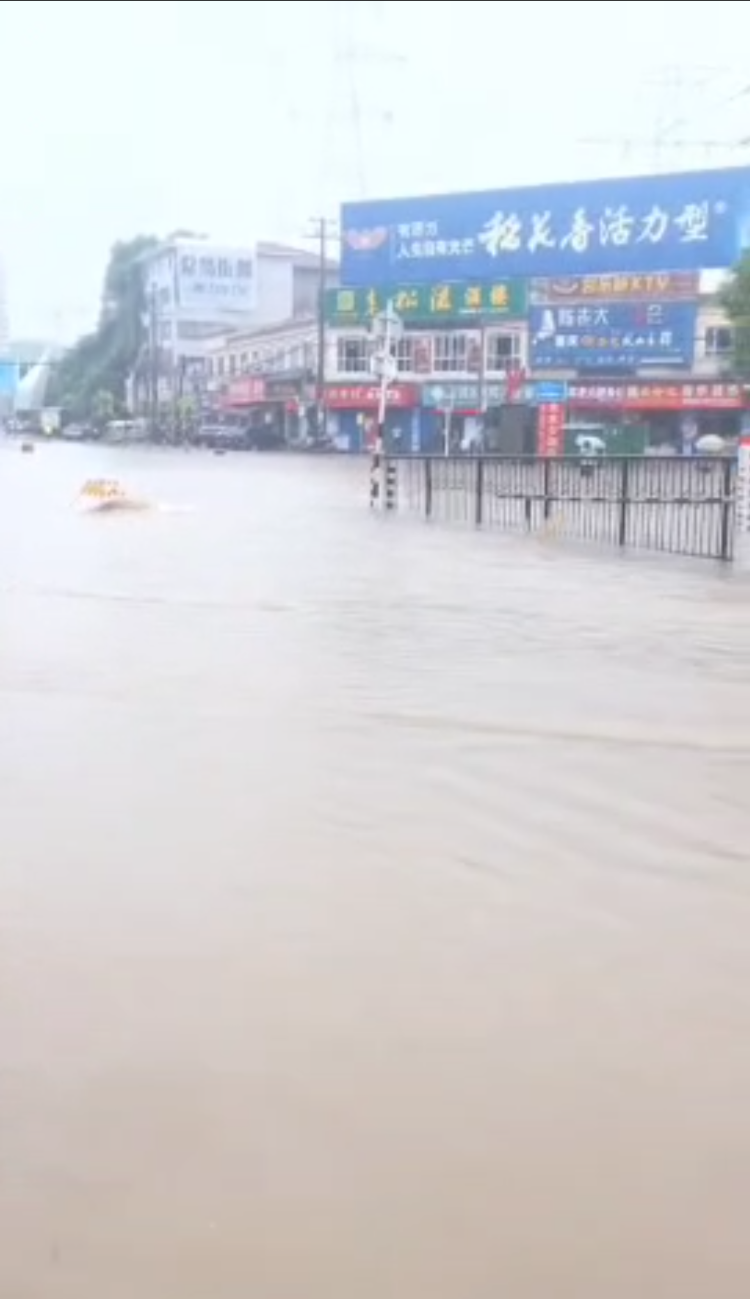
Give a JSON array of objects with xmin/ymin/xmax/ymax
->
[
  {"xmin": 320, "ymin": 0, "xmax": 406, "ymax": 207},
  {"xmin": 580, "ymin": 64, "xmax": 747, "ymax": 170}
]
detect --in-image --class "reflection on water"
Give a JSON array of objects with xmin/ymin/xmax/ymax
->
[{"xmin": 1, "ymin": 441, "xmax": 750, "ymax": 1299}]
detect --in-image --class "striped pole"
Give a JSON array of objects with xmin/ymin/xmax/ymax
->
[
  {"xmin": 369, "ymin": 301, "xmax": 400, "ymax": 510},
  {"xmin": 385, "ymin": 459, "xmax": 397, "ymax": 509},
  {"xmin": 369, "ymin": 435, "xmax": 381, "ymax": 508}
]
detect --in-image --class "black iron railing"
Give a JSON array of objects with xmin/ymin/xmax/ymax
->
[{"xmin": 384, "ymin": 455, "xmax": 737, "ymax": 561}]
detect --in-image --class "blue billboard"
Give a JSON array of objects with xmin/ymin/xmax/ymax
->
[
  {"xmin": 529, "ymin": 301, "xmax": 697, "ymax": 370},
  {"xmin": 340, "ymin": 167, "xmax": 750, "ymax": 284}
]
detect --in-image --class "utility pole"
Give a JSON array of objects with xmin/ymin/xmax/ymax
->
[
  {"xmin": 307, "ymin": 216, "xmax": 336, "ymax": 442},
  {"xmin": 148, "ymin": 284, "xmax": 159, "ymax": 439}
]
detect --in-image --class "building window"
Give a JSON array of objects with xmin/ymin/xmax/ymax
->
[
  {"xmin": 486, "ymin": 333, "xmax": 521, "ymax": 372},
  {"xmin": 433, "ymin": 333, "xmax": 470, "ymax": 372},
  {"xmin": 395, "ymin": 338, "xmax": 413, "ymax": 372},
  {"xmin": 705, "ymin": 325, "xmax": 733, "ymax": 357},
  {"xmin": 337, "ymin": 336, "xmax": 369, "ymax": 374},
  {"xmin": 240, "ymin": 352, "xmax": 248, "ymax": 371},
  {"xmin": 229, "ymin": 354, "xmax": 237, "ymax": 374}
]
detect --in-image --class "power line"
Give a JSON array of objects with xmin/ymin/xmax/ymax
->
[
  {"xmin": 579, "ymin": 63, "xmax": 744, "ymax": 170},
  {"xmin": 305, "ymin": 215, "xmax": 339, "ymax": 438}
]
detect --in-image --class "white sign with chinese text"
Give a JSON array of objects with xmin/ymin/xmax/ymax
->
[{"xmin": 176, "ymin": 245, "xmax": 255, "ymax": 315}]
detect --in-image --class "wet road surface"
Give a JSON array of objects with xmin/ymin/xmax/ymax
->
[{"xmin": 2, "ymin": 442, "xmax": 750, "ymax": 1298}]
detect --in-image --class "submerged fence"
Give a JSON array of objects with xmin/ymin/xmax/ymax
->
[{"xmin": 383, "ymin": 454, "xmax": 737, "ymax": 561}]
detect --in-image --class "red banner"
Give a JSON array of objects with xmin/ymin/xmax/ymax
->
[
  {"xmin": 222, "ymin": 376, "xmax": 266, "ymax": 405},
  {"xmin": 538, "ymin": 402, "xmax": 565, "ymax": 455},
  {"xmin": 325, "ymin": 383, "xmax": 417, "ymax": 409},
  {"xmin": 568, "ymin": 381, "xmax": 744, "ymax": 411}
]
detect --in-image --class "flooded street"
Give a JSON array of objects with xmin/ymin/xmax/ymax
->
[{"xmin": 2, "ymin": 440, "xmax": 750, "ymax": 1299}]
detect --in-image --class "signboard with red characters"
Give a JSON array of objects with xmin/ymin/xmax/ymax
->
[
  {"xmin": 567, "ymin": 381, "xmax": 745, "ymax": 410},
  {"xmin": 222, "ymin": 376, "xmax": 266, "ymax": 405},
  {"xmin": 325, "ymin": 384, "xmax": 417, "ymax": 408},
  {"xmin": 538, "ymin": 402, "xmax": 565, "ymax": 455}
]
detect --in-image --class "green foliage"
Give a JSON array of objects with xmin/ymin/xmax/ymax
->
[
  {"xmin": 90, "ymin": 388, "xmax": 115, "ymax": 426},
  {"xmin": 48, "ymin": 234, "xmax": 161, "ymax": 419},
  {"xmin": 719, "ymin": 251, "xmax": 750, "ymax": 379}
]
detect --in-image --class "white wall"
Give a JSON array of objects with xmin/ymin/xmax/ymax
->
[
  {"xmin": 253, "ymin": 256, "xmax": 294, "ymax": 327},
  {"xmin": 0, "ymin": 258, "xmax": 9, "ymax": 355}
]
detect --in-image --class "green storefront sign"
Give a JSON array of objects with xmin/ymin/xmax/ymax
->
[{"xmin": 324, "ymin": 280, "xmax": 526, "ymax": 325}]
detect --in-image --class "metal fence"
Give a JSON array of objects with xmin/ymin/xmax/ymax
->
[{"xmin": 385, "ymin": 454, "xmax": 737, "ymax": 561}]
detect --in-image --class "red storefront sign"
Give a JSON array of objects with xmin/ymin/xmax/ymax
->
[
  {"xmin": 567, "ymin": 381, "xmax": 745, "ymax": 411},
  {"xmin": 325, "ymin": 383, "xmax": 417, "ymax": 408},
  {"xmin": 221, "ymin": 376, "xmax": 266, "ymax": 405},
  {"xmin": 538, "ymin": 402, "xmax": 565, "ymax": 455}
]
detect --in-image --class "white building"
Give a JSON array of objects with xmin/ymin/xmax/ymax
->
[
  {"xmin": 0, "ymin": 257, "xmax": 9, "ymax": 356},
  {"xmin": 139, "ymin": 237, "xmax": 337, "ymax": 403}
]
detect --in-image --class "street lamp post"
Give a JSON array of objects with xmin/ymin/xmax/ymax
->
[{"xmin": 369, "ymin": 301, "xmax": 402, "ymax": 507}]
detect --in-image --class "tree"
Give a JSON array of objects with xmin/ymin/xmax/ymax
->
[
  {"xmin": 90, "ymin": 388, "xmax": 115, "ymax": 428},
  {"xmin": 719, "ymin": 251, "xmax": 750, "ymax": 379},
  {"xmin": 48, "ymin": 234, "xmax": 161, "ymax": 419}
]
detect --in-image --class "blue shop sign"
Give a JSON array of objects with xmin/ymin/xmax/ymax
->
[
  {"xmin": 529, "ymin": 301, "xmax": 697, "ymax": 370},
  {"xmin": 532, "ymin": 380, "xmax": 568, "ymax": 403},
  {"xmin": 422, "ymin": 381, "xmax": 507, "ymax": 407},
  {"xmin": 341, "ymin": 165, "xmax": 750, "ymax": 284}
]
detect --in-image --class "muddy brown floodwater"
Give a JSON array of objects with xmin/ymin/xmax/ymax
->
[{"xmin": 1, "ymin": 441, "xmax": 750, "ymax": 1299}]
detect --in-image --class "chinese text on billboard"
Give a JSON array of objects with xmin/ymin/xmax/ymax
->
[
  {"xmin": 529, "ymin": 302, "xmax": 697, "ymax": 369},
  {"xmin": 177, "ymin": 246, "xmax": 254, "ymax": 312},
  {"xmin": 325, "ymin": 280, "xmax": 525, "ymax": 324},
  {"xmin": 341, "ymin": 167, "xmax": 750, "ymax": 283}
]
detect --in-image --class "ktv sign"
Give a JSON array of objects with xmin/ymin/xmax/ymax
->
[
  {"xmin": 176, "ymin": 245, "xmax": 255, "ymax": 314},
  {"xmin": 341, "ymin": 166, "xmax": 750, "ymax": 282}
]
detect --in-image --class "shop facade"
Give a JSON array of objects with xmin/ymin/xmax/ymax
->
[
  {"xmin": 419, "ymin": 379, "xmax": 531, "ymax": 453},
  {"xmin": 562, "ymin": 380, "xmax": 746, "ymax": 454},
  {"xmin": 324, "ymin": 383, "xmax": 420, "ymax": 452}
]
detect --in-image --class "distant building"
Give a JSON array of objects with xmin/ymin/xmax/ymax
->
[
  {"xmin": 136, "ymin": 238, "xmax": 338, "ymax": 406},
  {"xmin": 0, "ymin": 258, "xmax": 9, "ymax": 356},
  {"xmin": 204, "ymin": 315, "xmax": 318, "ymax": 443},
  {"xmin": 10, "ymin": 340, "xmax": 61, "ymax": 412}
]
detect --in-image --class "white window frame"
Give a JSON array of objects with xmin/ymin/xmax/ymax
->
[
  {"xmin": 485, "ymin": 332, "xmax": 522, "ymax": 373},
  {"xmin": 704, "ymin": 325, "xmax": 733, "ymax": 357},
  {"xmin": 394, "ymin": 337, "xmax": 413, "ymax": 373},
  {"xmin": 337, "ymin": 336, "xmax": 369, "ymax": 375},
  {"xmin": 433, "ymin": 332, "xmax": 471, "ymax": 373}
]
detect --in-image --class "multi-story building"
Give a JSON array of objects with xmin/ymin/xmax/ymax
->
[
  {"xmin": 138, "ymin": 237, "xmax": 337, "ymax": 406},
  {"xmin": 204, "ymin": 275, "xmax": 746, "ymax": 453},
  {"xmin": 322, "ymin": 280, "xmax": 527, "ymax": 451},
  {"xmin": 334, "ymin": 165, "xmax": 750, "ymax": 453},
  {"xmin": 204, "ymin": 315, "xmax": 318, "ymax": 442}
]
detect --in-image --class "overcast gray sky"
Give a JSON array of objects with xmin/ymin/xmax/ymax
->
[{"xmin": 1, "ymin": 0, "xmax": 749, "ymax": 339}]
